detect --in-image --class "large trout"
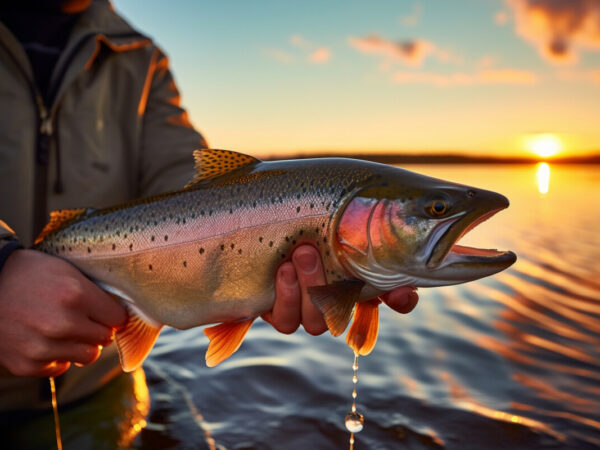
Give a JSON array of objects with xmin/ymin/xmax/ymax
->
[{"xmin": 35, "ymin": 149, "xmax": 516, "ymax": 369}]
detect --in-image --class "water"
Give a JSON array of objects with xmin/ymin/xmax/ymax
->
[{"xmin": 17, "ymin": 164, "xmax": 600, "ymax": 449}]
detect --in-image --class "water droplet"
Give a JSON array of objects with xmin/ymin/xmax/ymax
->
[
  {"xmin": 345, "ymin": 411, "xmax": 364, "ymax": 433},
  {"xmin": 352, "ymin": 375, "xmax": 358, "ymax": 384}
]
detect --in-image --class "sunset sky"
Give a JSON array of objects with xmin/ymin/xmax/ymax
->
[{"xmin": 113, "ymin": 0, "xmax": 600, "ymax": 158}]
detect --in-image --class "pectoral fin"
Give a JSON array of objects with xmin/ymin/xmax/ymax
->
[
  {"xmin": 346, "ymin": 300, "xmax": 380, "ymax": 356},
  {"xmin": 113, "ymin": 300, "xmax": 163, "ymax": 372},
  {"xmin": 307, "ymin": 280, "xmax": 365, "ymax": 337},
  {"xmin": 204, "ymin": 318, "xmax": 255, "ymax": 367}
]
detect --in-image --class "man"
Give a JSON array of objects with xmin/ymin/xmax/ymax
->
[{"xmin": 0, "ymin": 0, "xmax": 417, "ymax": 423}]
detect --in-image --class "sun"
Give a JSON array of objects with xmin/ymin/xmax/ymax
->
[{"xmin": 526, "ymin": 133, "xmax": 563, "ymax": 158}]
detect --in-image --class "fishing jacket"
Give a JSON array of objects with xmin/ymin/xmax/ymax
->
[{"xmin": 0, "ymin": 0, "xmax": 206, "ymax": 411}]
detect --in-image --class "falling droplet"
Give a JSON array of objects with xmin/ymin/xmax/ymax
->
[
  {"xmin": 345, "ymin": 411, "xmax": 364, "ymax": 433},
  {"xmin": 346, "ymin": 352, "xmax": 363, "ymax": 449}
]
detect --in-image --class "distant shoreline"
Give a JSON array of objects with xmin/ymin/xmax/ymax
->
[{"xmin": 262, "ymin": 152, "xmax": 600, "ymax": 165}]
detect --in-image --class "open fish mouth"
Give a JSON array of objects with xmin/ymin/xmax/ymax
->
[{"xmin": 427, "ymin": 202, "xmax": 516, "ymax": 273}]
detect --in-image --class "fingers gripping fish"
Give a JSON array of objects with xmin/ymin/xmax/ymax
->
[{"xmin": 34, "ymin": 149, "xmax": 516, "ymax": 370}]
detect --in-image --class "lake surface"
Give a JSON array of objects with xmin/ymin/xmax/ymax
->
[{"xmin": 29, "ymin": 164, "xmax": 600, "ymax": 449}]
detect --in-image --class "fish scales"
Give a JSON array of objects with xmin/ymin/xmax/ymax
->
[{"xmin": 37, "ymin": 159, "xmax": 376, "ymax": 328}]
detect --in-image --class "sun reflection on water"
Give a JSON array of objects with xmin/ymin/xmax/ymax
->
[{"xmin": 536, "ymin": 162, "xmax": 550, "ymax": 194}]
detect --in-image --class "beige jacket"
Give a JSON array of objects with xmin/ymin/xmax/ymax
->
[{"xmin": 0, "ymin": 0, "xmax": 207, "ymax": 410}]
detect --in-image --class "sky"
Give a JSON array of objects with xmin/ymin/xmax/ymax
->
[{"xmin": 113, "ymin": 0, "xmax": 600, "ymax": 158}]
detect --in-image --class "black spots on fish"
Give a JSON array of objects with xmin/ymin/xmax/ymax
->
[
  {"xmin": 164, "ymin": 235, "xmax": 168, "ymax": 241},
  {"xmin": 129, "ymin": 243, "xmax": 133, "ymax": 251},
  {"xmin": 292, "ymin": 240, "xmax": 297, "ymax": 245},
  {"xmin": 68, "ymin": 247, "xmax": 72, "ymax": 252},
  {"xmin": 238, "ymin": 249, "xmax": 242, "ymax": 255},
  {"xmin": 61, "ymin": 245, "xmax": 65, "ymax": 252},
  {"xmin": 87, "ymin": 247, "xmax": 91, "ymax": 253},
  {"xmin": 271, "ymin": 197, "xmax": 276, "ymax": 204},
  {"xmin": 201, "ymin": 210, "xmax": 205, "ymax": 216},
  {"xmin": 296, "ymin": 206, "xmax": 301, "ymax": 213},
  {"xmin": 129, "ymin": 226, "xmax": 134, "ymax": 233},
  {"xmin": 149, "ymin": 264, "xmax": 153, "ymax": 271},
  {"xmin": 112, "ymin": 244, "xmax": 116, "ymax": 251},
  {"xmin": 191, "ymin": 213, "xmax": 196, "ymax": 219},
  {"xmin": 151, "ymin": 235, "xmax": 155, "ymax": 242},
  {"xmin": 252, "ymin": 201, "xmax": 257, "ymax": 208},
  {"xmin": 123, "ymin": 233, "xmax": 128, "ymax": 239},
  {"xmin": 183, "ymin": 261, "xmax": 187, "ymax": 268},
  {"xmin": 154, "ymin": 220, "xmax": 158, "ymax": 226},
  {"xmin": 259, "ymin": 236, "xmax": 263, "ymax": 243},
  {"xmin": 315, "ymin": 227, "xmax": 320, "ymax": 233},
  {"xmin": 296, "ymin": 194, "xmax": 301, "ymax": 200},
  {"xmin": 325, "ymin": 250, "xmax": 330, "ymax": 256},
  {"xmin": 220, "ymin": 244, "xmax": 225, "ymax": 251},
  {"xmin": 199, "ymin": 247, "xmax": 205, "ymax": 254},
  {"xmin": 323, "ymin": 237, "xmax": 328, "ymax": 243},
  {"xmin": 231, "ymin": 243, "xmax": 235, "ymax": 250},
  {"xmin": 229, "ymin": 208, "xmax": 233, "ymax": 214},
  {"xmin": 310, "ymin": 203, "xmax": 314, "ymax": 209},
  {"xmin": 209, "ymin": 210, "xmax": 213, "ymax": 216},
  {"xmin": 322, "ymin": 223, "xmax": 326, "ymax": 228},
  {"xmin": 281, "ymin": 253, "xmax": 286, "ymax": 259},
  {"xmin": 269, "ymin": 241, "xmax": 274, "ymax": 247},
  {"xmin": 285, "ymin": 236, "xmax": 290, "ymax": 242},
  {"xmin": 299, "ymin": 229, "xmax": 304, "ymax": 236}
]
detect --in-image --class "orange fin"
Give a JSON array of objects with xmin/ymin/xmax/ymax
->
[
  {"xmin": 34, "ymin": 208, "xmax": 89, "ymax": 245},
  {"xmin": 184, "ymin": 149, "xmax": 261, "ymax": 188},
  {"xmin": 114, "ymin": 301, "xmax": 163, "ymax": 372},
  {"xmin": 204, "ymin": 318, "xmax": 255, "ymax": 367},
  {"xmin": 307, "ymin": 280, "xmax": 364, "ymax": 337},
  {"xmin": 346, "ymin": 300, "xmax": 380, "ymax": 356}
]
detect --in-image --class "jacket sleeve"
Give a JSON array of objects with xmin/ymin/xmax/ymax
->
[{"xmin": 137, "ymin": 48, "xmax": 208, "ymax": 196}]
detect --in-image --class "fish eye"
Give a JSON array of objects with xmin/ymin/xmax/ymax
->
[{"xmin": 427, "ymin": 200, "xmax": 448, "ymax": 216}]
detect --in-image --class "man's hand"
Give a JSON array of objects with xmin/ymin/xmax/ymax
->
[
  {"xmin": 264, "ymin": 245, "xmax": 419, "ymax": 335},
  {"xmin": 0, "ymin": 250, "xmax": 127, "ymax": 377}
]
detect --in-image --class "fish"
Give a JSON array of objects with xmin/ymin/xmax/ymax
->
[{"xmin": 34, "ymin": 149, "xmax": 516, "ymax": 369}]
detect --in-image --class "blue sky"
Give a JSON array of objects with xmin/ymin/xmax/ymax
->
[{"xmin": 113, "ymin": 0, "xmax": 600, "ymax": 157}]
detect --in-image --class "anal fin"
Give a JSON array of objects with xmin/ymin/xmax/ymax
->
[
  {"xmin": 113, "ymin": 299, "xmax": 163, "ymax": 372},
  {"xmin": 307, "ymin": 280, "xmax": 364, "ymax": 336},
  {"xmin": 204, "ymin": 318, "xmax": 255, "ymax": 367},
  {"xmin": 346, "ymin": 300, "xmax": 380, "ymax": 356}
]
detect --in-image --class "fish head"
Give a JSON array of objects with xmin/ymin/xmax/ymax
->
[{"xmin": 335, "ymin": 167, "xmax": 516, "ymax": 290}]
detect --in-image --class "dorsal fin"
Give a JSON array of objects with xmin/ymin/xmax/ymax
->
[
  {"xmin": 184, "ymin": 149, "xmax": 261, "ymax": 188},
  {"xmin": 34, "ymin": 208, "xmax": 89, "ymax": 245}
]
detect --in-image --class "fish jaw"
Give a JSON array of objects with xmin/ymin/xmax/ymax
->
[{"xmin": 424, "ymin": 189, "xmax": 516, "ymax": 282}]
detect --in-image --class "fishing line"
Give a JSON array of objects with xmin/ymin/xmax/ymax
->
[{"xmin": 49, "ymin": 376, "xmax": 63, "ymax": 450}]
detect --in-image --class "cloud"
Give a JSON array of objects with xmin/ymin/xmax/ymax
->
[
  {"xmin": 309, "ymin": 47, "xmax": 331, "ymax": 64},
  {"xmin": 507, "ymin": 0, "xmax": 600, "ymax": 64},
  {"xmin": 349, "ymin": 34, "xmax": 444, "ymax": 67},
  {"xmin": 393, "ymin": 68, "xmax": 537, "ymax": 86},
  {"xmin": 263, "ymin": 49, "xmax": 295, "ymax": 64},
  {"xmin": 495, "ymin": 11, "xmax": 509, "ymax": 25},
  {"xmin": 264, "ymin": 34, "xmax": 331, "ymax": 65},
  {"xmin": 555, "ymin": 68, "xmax": 600, "ymax": 84},
  {"xmin": 400, "ymin": 3, "xmax": 422, "ymax": 27}
]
